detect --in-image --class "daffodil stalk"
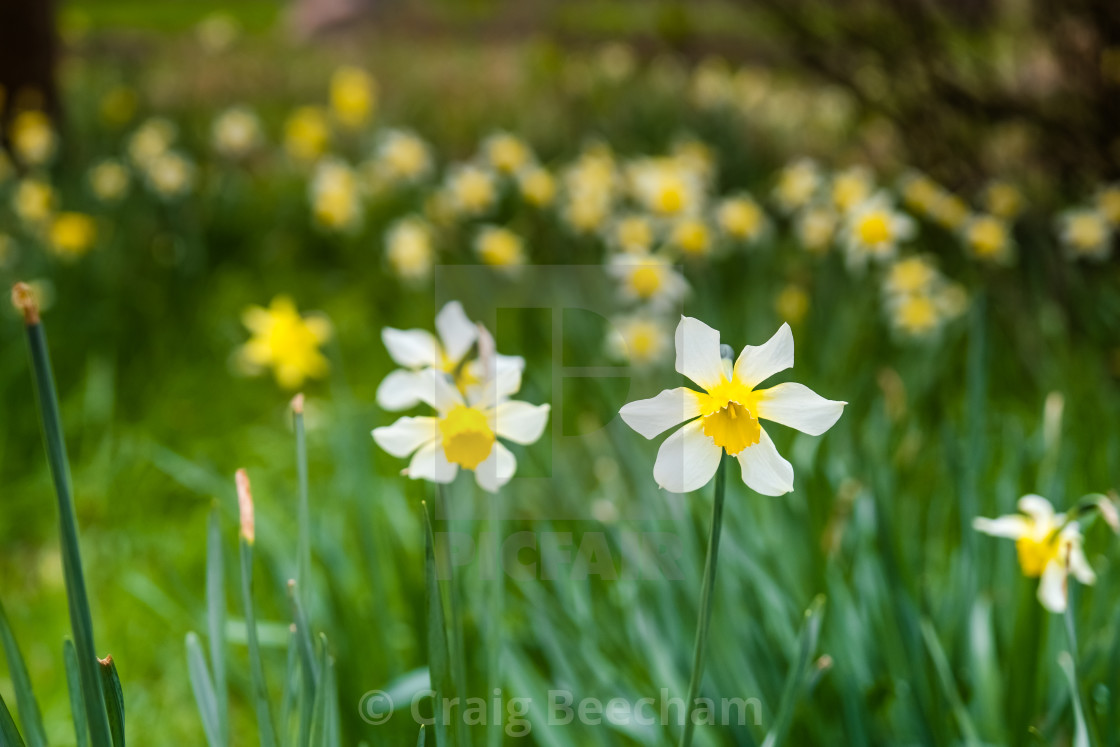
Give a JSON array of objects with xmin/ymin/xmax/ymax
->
[
  {"xmin": 679, "ymin": 452, "xmax": 727, "ymax": 747},
  {"xmin": 436, "ymin": 483, "xmax": 471, "ymax": 747},
  {"xmin": 292, "ymin": 394, "xmax": 311, "ymax": 605}
]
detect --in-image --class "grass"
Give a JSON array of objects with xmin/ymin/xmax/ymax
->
[{"xmin": 2, "ymin": 10, "xmax": 1120, "ymax": 747}]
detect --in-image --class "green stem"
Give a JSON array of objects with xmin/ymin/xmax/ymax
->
[
  {"xmin": 19, "ymin": 297, "xmax": 113, "ymax": 747},
  {"xmin": 679, "ymin": 453, "xmax": 728, "ymax": 747},
  {"xmin": 293, "ymin": 398, "xmax": 311, "ymax": 607},
  {"xmin": 436, "ymin": 483, "xmax": 470, "ymax": 747},
  {"xmin": 1064, "ymin": 602, "xmax": 1096, "ymax": 747},
  {"xmin": 240, "ymin": 539, "xmax": 278, "ymax": 747}
]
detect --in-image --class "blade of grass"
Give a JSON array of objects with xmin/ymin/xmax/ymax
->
[
  {"xmin": 679, "ymin": 452, "xmax": 728, "ymax": 747},
  {"xmin": 206, "ymin": 505, "xmax": 228, "ymax": 745},
  {"xmin": 280, "ymin": 628, "xmax": 299, "ymax": 747},
  {"xmin": 287, "ymin": 579, "xmax": 318, "ymax": 747},
  {"xmin": 919, "ymin": 619, "xmax": 980, "ymax": 746},
  {"xmin": 236, "ymin": 470, "xmax": 278, "ymax": 747},
  {"xmin": 186, "ymin": 633, "xmax": 222, "ymax": 747},
  {"xmin": 0, "ymin": 599, "xmax": 47, "ymax": 747},
  {"xmin": 12, "ymin": 284, "xmax": 113, "ymax": 747},
  {"xmin": 0, "ymin": 691, "xmax": 27, "ymax": 747},
  {"xmin": 309, "ymin": 635, "xmax": 330, "ymax": 747},
  {"xmin": 292, "ymin": 395, "xmax": 311, "ymax": 607},
  {"xmin": 417, "ymin": 725, "xmax": 426, "ymax": 747},
  {"xmin": 1059, "ymin": 653, "xmax": 1091, "ymax": 747},
  {"xmin": 424, "ymin": 500, "xmax": 452, "ymax": 747},
  {"xmin": 63, "ymin": 639, "xmax": 88, "ymax": 747},
  {"xmin": 98, "ymin": 657, "xmax": 124, "ymax": 747},
  {"xmin": 761, "ymin": 596, "xmax": 827, "ymax": 747}
]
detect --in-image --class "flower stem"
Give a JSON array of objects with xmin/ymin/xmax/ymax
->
[
  {"xmin": 292, "ymin": 394, "xmax": 311, "ymax": 606},
  {"xmin": 436, "ymin": 483, "xmax": 470, "ymax": 747},
  {"xmin": 679, "ymin": 452, "xmax": 728, "ymax": 747},
  {"xmin": 1064, "ymin": 599, "xmax": 1097, "ymax": 747}
]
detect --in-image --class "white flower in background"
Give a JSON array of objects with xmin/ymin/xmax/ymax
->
[
  {"xmin": 385, "ymin": 216, "xmax": 435, "ymax": 283},
  {"xmin": 444, "ymin": 164, "xmax": 498, "ymax": 218},
  {"xmin": 517, "ymin": 165, "xmax": 557, "ymax": 208},
  {"xmin": 1095, "ymin": 183, "xmax": 1120, "ymax": 226},
  {"xmin": 962, "ymin": 214, "xmax": 1015, "ymax": 264},
  {"xmin": 1057, "ymin": 208, "xmax": 1112, "ymax": 261},
  {"xmin": 620, "ymin": 318, "xmax": 844, "ymax": 494},
  {"xmin": 608, "ymin": 253, "xmax": 689, "ymax": 309},
  {"xmin": 88, "ymin": 159, "xmax": 131, "ymax": 203},
  {"xmin": 481, "ymin": 131, "xmax": 534, "ymax": 176},
  {"xmin": 309, "ymin": 158, "xmax": 362, "ymax": 232},
  {"xmin": 143, "ymin": 151, "xmax": 196, "ymax": 200},
  {"xmin": 9, "ymin": 110, "xmax": 57, "ymax": 167},
  {"xmin": 883, "ymin": 255, "xmax": 938, "ymax": 298},
  {"xmin": 376, "ymin": 301, "xmax": 525, "ymax": 411},
  {"xmin": 561, "ymin": 189, "xmax": 613, "ymax": 235},
  {"xmin": 628, "ymin": 156, "xmax": 705, "ymax": 217},
  {"xmin": 671, "ymin": 138, "xmax": 716, "ymax": 184},
  {"xmin": 715, "ymin": 194, "xmax": 768, "ymax": 244},
  {"xmin": 373, "ymin": 129, "xmax": 434, "ymax": 185},
  {"xmin": 128, "ymin": 118, "xmax": 178, "ymax": 167},
  {"xmin": 474, "ymin": 225, "xmax": 526, "ymax": 272},
  {"xmin": 196, "ymin": 12, "xmax": 240, "ymax": 53},
  {"xmin": 607, "ymin": 315, "xmax": 673, "ymax": 367},
  {"xmin": 212, "ymin": 106, "xmax": 264, "ymax": 159},
  {"xmin": 843, "ymin": 194, "xmax": 916, "ymax": 267},
  {"xmin": 974, "ymin": 495, "xmax": 1096, "ymax": 613},
  {"xmin": 885, "ymin": 292, "xmax": 942, "ymax": 338},
  {"xmin": 795, "ymin": 205, "xmax": 837, "ymax": 255},
  {"xmin": 772, "ymin": 159, "xmax": 822, "ymax": 213},
  {"xmin": 372, "ymin": 366, "xmax": 550, "ymax": 493},
  {"xmin": 12, "ymin": 178, "xmax": 56, "ymax": 226},
  {"xmin": 829, "ymin": 166, "xmax": 874, "ymax": 214},
  {"xmin": 668, "ymin": 216, "xmax": 712, "ymax": 259}
]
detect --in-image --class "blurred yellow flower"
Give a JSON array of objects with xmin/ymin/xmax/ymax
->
[
  {"xmin": 844, "ymin": 195, "xmax": 916, "ymax": 266},
  {"xmin": 12, "ymin": 178, "xmax": 55, "ymax": 225},
  {"xmin": 609, "ymin": 253, "xmax": 689, "ymax": 309},
  {"xmin": 830, "ymin": 166, "xmax": 874, "ymax": 214},
  {"xmin": 795, "ymin": 206, "xmax": 837, "ymax": 254},
  {"xmin": 88, "ymin": 159, "xmax": 131, "ymax": 203},
  {"xmin": 981, "ymin": 180, "xmax": 1024, "ymax": 220},
  {"xmin": 238, "ymin": 296, "xmax": 332, "ymax": 389},
  {"xmin": 196, "ymin": 12, "xmax": 240, "ymax": 54},
  {"xmin": 932, "ymin": 192, "xmax": 969, "ymax": 231},
  {"xmin": 483, "ymin": 132, "xmax": 533, "ymax": 175},
  {"xmin": 889, "ymin": 294, "xmax": 940, "ymax": 337},
  {"xmin": 99, "ymin": 86, "xmax": 139, "ymax": 127},
  {"xmin": 773, "ymin": 158, "xmax": 821, "ymax": 213},
  {"xmin": 630, "ymin": 157, "xmax": 703, "ymax": 217},
  {"xmin": 518, "ymin": 166, "xmax": 556, "ymax": 208},
  {"xmin": 330, "ymin": 66, "xmax": 377, "ymax": 130},
  {"xmin": 670, "ymin": 217, "xmax": 712, "ymax": 258},
  {"xmin": 48, "ymin": 213, "xmax": 97, "ymax": 258},
  {"xmin": 444, "ymin": 164, "xmax": 497, "ymax": 217},
  {"xmin": 897, "ymin": 171, "xmax": 941, "ymax": 217},
  {"xmin": 143, "ymin": 151, "xmax": 195, "ymax": 200},
  {"xmin": 127, "ymin": 118, "xmax": 177, "ymax": 166},
  {"xmin": 385, "ymin": 216, "xmax": 435, "ymax": 283},
  {"xmin": 212, "ymin": 106, "xmax": 263, "ymax": 159},
  {"xmin": 374, "ymin": 129, "xmax": 433, "ymax": 184},
  {"xmin": 884, "ymin": 256, "xmax": 937, "ymax": 297},
  {"xmin": 610, "ymin": 214, "xmax": 656, "ymax": 254},
  {"xmin": 716, "ymin": 195, "xmax": 767, "ymax": 244},
  {"xmin": 607, "ymin": 314, "xmax": 673, "ymax": 367},
  {"xmin": 310, "ymin": 159, "xmax": 362, "ymax": 232},
  {"xmin": 963, "ymin": 214, "xmax": 1014, "ymax": 264},
  {"xmin": 284, "ymin": 107, "xmax": 330, "ymax": 164},
  {"xmin": 1058, "ymin": 208, "xmax": 1112, "ymax": 261},
  {"xmin": 475, "ymin": 225, "xmax": 526, "ymax": 270},
  {"xmin": 775, "ymin": 285, "xmax": 810, "ymax": 324},
  {"xmin": 10, "ymin": 110, "xmax": 57, "ymax": 167}
]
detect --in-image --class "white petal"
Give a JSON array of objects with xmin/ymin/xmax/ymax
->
[
  {"xmin": 1037, "ymin": 561, "xmax": 1068, "ymax": 613},
  {"xmin": 1061, "ymin": 529, "xmax": 1096, "ymax": 585},
  {"xmin": 1017, "ymin": 495, "xmax": 1055, "ymax": 524},
  {"xmin": 652, "ymin": 420, "xmax": 723, "ymax": 493},
  {"xmin": 474, "ymin": 441, "xmax": 517, "ymax": 493},
  {"xmin": 435, "ymin": 301, "xmax": 478, "ymax": 364},
  {"xmin": 733, "ymin": 323, "xmax": 793, "ymax": 389},
  {"xmin": 674, "ymin": 316, "xmax": 725, "ymax": 391},
  {"xmin": 414, "ymin": 368, "xmax": 465, "ymax": 413},
  {"xmin": 491, "ymin": 401, "xmax": 550, "ymax": 445},
  {"xmin": 371, "ymin": 416, "xmax": 438, "ymax": 458},
  {"xmin": 972, "ymin": 515, "xmax": 1030, "ymax": 539},
  {"xmin": 754, "ymin": 382, "xmax": 845, "ymax": 435},
  {"xmin": 467, "ymin": 364, "xmax": 523, "ymax": 409},
  {"xmin": 619, "ymin": 387, "xmax": 703, "ymax": 439},
  {"xmin": 406, "ymin": 440, "xmax": 458, "ymax": 484},
  {"xmin": 736, "ymin": 427, "xmax": 794, "ymax": 496},
  {"xmin": 375, "ymin": 369, "xmax": 426, "ymax": 411},
  {"xmin": 382, "ymin": 327, "xmax": 440, "ymax": 369}
]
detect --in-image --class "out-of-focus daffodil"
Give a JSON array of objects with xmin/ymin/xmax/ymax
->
[
  {"xmin": 474, "ymin": 225, "xmax": 526, "ymax": 271},
  {"xmin": 1057, "ymin": 208, "xmax": 1112, "ymax": 261},
  {"xmin": 716, "ymin": 194, "xmax": 767, "ymax": 244},
  {"xmin": 10, "ymin": 110, "xmax": 57, "ymax": 167},
  {"xmin": 844, "ymin": 194, "xmax": 916, "ymax": 267},
  {"xmin": 238, "ymin": 296, "xmax": 332, "ymax": 389},
  {"xmin": 607, "ymin": 314, "xmax": 673, "ymax": 367},
  {"xmin": 385, "ymin": 216, "xmax": 435, "ymax": 283},
  {"xmin": 48, "ymin": 213, "xmax": 97, "ymax": 258},
  {"xmin": 88, "ymin": 159, "xmax": 131, "ymax": 203},
  {"xmin": 212, "ymin": 106, "xmax": 264, "ymax": 159},
  {"xmin": 609, "ymin": 253, "xmax": 689, "ymax": 309},
  {"xmin": 963, "ymin": 214, "xmax": 1015, "ymax": 264},
  {"xmin": 330, "ymin": 66, "xmax": 377, "ymax": 130},
  {"xmin": 284, "ymin": 107, "xmax": 330, "ymax": 164},
  {"xmin": 773, "ymin": 159, "xmax": 821, "ymax": 213}
]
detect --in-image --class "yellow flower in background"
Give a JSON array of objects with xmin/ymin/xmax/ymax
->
[
  {"xmin": 1095, "ymin": 183, "xmax": 1120, "ymax": 226},
  {"xmin": 330, "ymin": 66, "xmax": 377, "ymax": 130},
  {"xmin": 775, "ymin": 284, "xmax": 809, "ymax": 325},
  {"xmin": 608, "ymin": 253, "xmax": 689, "ymax": 309},
  {"xmin": 974, "ymin": 495, "xmax": 1096, "ymax": 613},
  {"xmin": 932, "ymin": 192, "xmax": 969, "ymax": 231},
  {"xmin": 607, "ymin": 314, "xmax": 673, "ymax": 367},
  {"xmin": 888, "ymin": 293, "xmax": 941, "ymax": 337},
  {"xmin": 48, "ymin": 213, "xmax": 97, "ymax": 258},
  {"xmin": 897, "ymin": 171, "xmax": 941, "ymax": 217},
  {"xmin": 483, "ymin": 132, "xmax": 533, "ymax": 175},
  {"xmin": 963, "ymin": 214, "xmax": 1014, "ymax": 264},
  {"xmin": 844, "ymin": 194, "xmax": 916, "ymax": 266},
  {"xmin": 475, "ymin": 225, "xmax": 526, "ymax": 271},
  {"xmin": 310, "ymin": 158, "xmax": 362, "ymax": 232},
  {"xmin": 127, "ymin": 118, "xmax": 177, "ymax": 166},
  {"xmin": 830, "ymin": 166, "xmax": 874, "ymax": 214},
  {"xmin": 13, "ymin": 178, "xmax": 56, "ymax": 226},
  {"xmin": 88, "ymin": 159, "xmax": 131, "ymax": 203},
  {"xmin": 99, "ymin": 86, "xmax": 139, "ymax": 127},
  {"xmin": 385, "ymin": 216, "xmax": 435, "ymax": 283},
  {"xmin": 609, "ymin": 214, "xmax": 656, "ymax": 254},
  {"xmin": 671, "ymin": 138, "xmax": 716, "ymax": 183},
  {"xmin": 716, "ymin": 194, "xmax": 767, "ymax": 244},
  {"xmin": 884, "ymin": 255, "xmax": 937, "ymax": 297},
  {"xmin": 1058, "ymin": 208, "xmax": 1112, "ymax": 261},
  {"xmin": 143, "ymin": 151, "xmax": 195, "ymax": 200},
  {"xmin": 773, "ymin": 158, "xmax": 822, "ymax": 213},
  {"xmin": 981, "ymin": 180, "xmax": 1024, "ymax": 220},
  {"xmin": 670, "ymin": 217, "xmax": 712, "ymax": 258},
  {"xmin": 196, "ymin": 12, "xmax": 240, "ymax": 54},
  {"xmin": 374, "ymin": 129, "xmax": 434, "ymax": 184},
  {"xmin": 444, "ymin": 164, "xmax": 497, "ymax": 217},
  {"xmin": 795, "ymin": 206, "xmax": 837, "ymax": 254},
  {"xmin": 620, "ymin": 317, "xmax": 844, "ymax": 494},
  {"xmin": 212, "ymin": 106, "xmax": 263, "ymax": 159},
  {"xmin": 238, "ymin": 296, "xmax": 332, "ymax": 389},
  {"xmin": 561, "ymin": 189, "xmax": 612, "ymax": 235},
  {"xmin": 10, "ymin": 110, "xmax": 57, "ymax": 167},
  {"xmin": 518, "ymin": 166, "xmax": 556, "ymax": 208},
  {"xmin": 629, "ymin": 156, "xmax": 704, "ymax": 217},
  {"xmin": 284, "ymin": 107, "xmax": 330, "ymax": 164}
]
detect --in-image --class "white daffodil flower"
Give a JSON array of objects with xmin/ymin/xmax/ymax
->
[
  {"xmin": 843, "ymin": 193, "xmax": 916, "ymax": 268},
  {"xmin": 619, "ymin": 317, "xmax": 845, "ymax": 495},
  {"xmin": 376, "ymin": 301, "xmax": 524, "ymax": 411},
  {"xmin": 974, "ymin": 495, "xmax": 1096, "ymax": 613},
  {"xmin": 372, "ymin": 367, "xmax": 549, "ymax": 492}
]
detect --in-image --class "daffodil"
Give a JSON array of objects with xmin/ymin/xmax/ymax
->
[
  {"xmin": 843, "ymin": 194, "xmax": 916, "ymax": 267},
  {"xmin": 284, "ymin": 107, "xmax": 331, "ymax": 164},
  {"xmin": 482, "ymin": 132, "xmax": 533, "ymax": 175},
  {"xmin": 619, "ymin": 317, "xmax": 844, "ymax": 494},
  {"xmin": 1095, "ymin": 183, "xmax": 1120, "ymax": 226},
  {"xmin": 48, "ymin": 213, "xmax": 97, "ymax": 258},
  {"xmin": 830, "ymin": 166, "xmax": 874, "ymax": 214},
  {"xmin": 143, "ymin": 151, "xmax": 196, "ymax": 200},
  {"xmin": 373, "ymin": 129, "xmax": 434, "ymax": 184},
  {"xmin": 372, "ymin": 366, "xmax": 549, "ymax": 493},
  {"xmin": 794, "ymin": 206, "xmax": 837, "ymax": 254},
  {"xmin": 629, "ymin": 157, "xmax": 704, "ymax": 217},
  {"xmin": 309, "ymin": 158, "xmax": 362, "ymax": 232},
  {"xmin": 773, "ymin": 159, "xmax": 822, "ymax": 213},
  {"xmin": 88, "ymin": 160, "xmax": 131, "ymax": 203},
  {"xmin": 886, "ymin": 293, "xmax": 941, "ymax": 338},
  {"xmin": 560, "ymin": 190, "xmax": 612, "ymax": 235},
  {"xmin": 196, "ymin": 12, "xmax": 240, "ymax": 53},
  {"xmin": 518, "ymin": 166, "xmax": 557, "ymax": 208},
  {"xmin": 897, "ymin": 171, "xmax": 941, "ymax": 217},
  {"xmin": 1057, "ymin": 208, "xmax": 1112, "ymax": 261},
  {"xmin": 10, "ymin": 110, "xmax": 57, "ymax": 167},
  {"xmin": 715, "ymin": 195, "xmax": 767, "ymax": 244},
  {"xmin": 127, "ymin": 118, "xmax": 177, "ymax": 167},
  {"xmin": 962, "ymin": 214, "xmax": 1014, "ymax": 264},
  {"xmin": 12, "ymin": 178, "xmax": 55, "ymax": 226},
  {"xmin": 669, "ymin": 217, "xmax": 712, "ymax": 258},
  {"xmin": 444, "ymin": 164, "xmax": 497, "ymax": 217},
  {"xmin": 212, "ymin": 106, "xmax": 263, "ymax": 159},
  {"xmin": 883, "ymin": 255, "xmax": 937, "ymax": 297},
  {"xmin": 238, "ymin": 296, "xmax": 332, "ymax": 389},
  {"xmin": 330, "ymin": 67, "xmax": 378, "ymax": 130},
  {"xmin": 974, "ymin": 495, "xmax": 1096, "ymax": 613},
  {"xmin": 376, "ymin": 301, "xmax": 525, "ymax": 411},
  {"xmin": 981, "ymin": 180, "xmax": 1024, "ymax": 220},
  {"xmin": 931, "ymin": 192, "xmax": 969, "ymax": 231},
  {"xmin": 608, "ymin": 253, "xmax": 689, "ymax": 309},
  {"xmin": 608, "ymin": 214, "xmax": 657, "ymax": 255},
  {"xmin": 385, "ymin": 216, "xmax": 435, "ymax": 283},
  {"xmin": 474, "ymin": 225, "xmax": 526, "ymax": 271},
  {"xmin": 607, "ymin": 315, "xmax": 673, "ymax": 367}
]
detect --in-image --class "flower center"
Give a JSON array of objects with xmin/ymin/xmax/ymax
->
[
  {"xmin": 701, "ymin": 401, "xmax": 761, "ymax": 456},
  {"xmin": 439, "ymin": 405, "xmax": 495, "ymax": 470},
  {"xmin": 856, "ymin": 212, "xmax": 892, "ymax": 246},
  {"xmin": 1015, "ymin": 532, "xmax": 1061, "ymax": 577},
  {"xmin": 630, "ymin": 266, "xmax": 663, "ymax": 299}
]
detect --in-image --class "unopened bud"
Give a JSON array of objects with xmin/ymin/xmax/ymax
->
[
  {"xmin": 291, "ymin": 393, "xmax": 305, "ymax": 414},
  {"xmin": 235, "ymin": 469, "xmax": 255, "ymax": 544},
  {"xmin": 11, "ymin": 282, "xmax": 39, "ymax": 324}
]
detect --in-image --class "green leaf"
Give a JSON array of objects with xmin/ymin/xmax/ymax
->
[
  {"xmin": 761, "ymin": 595, "xmax": 827, "ymax": 747},
  {"xmin": 240, "ymin": 538, "xmax": 278, "ymax": 747},
  {"xmin": 186, "ymin": 633, "xmax": 222, "ymax": 747},
  {"xmin": 293, "ymin": 400, "xmax": 311, "ymax": 604},
  {"xmin": 206, "ymin": 506, "xmax": 228, "ymax": 745},
  {"xmin": 0, "ymin": 690, "xmax": 27, "ymax": 747},
  {"xmin": 63, "ymin": 639, "xmax": 88, "ymax": 747},
  {"xmin": 0, "ymin": 599, "xmax": 47, "ymax": 747},
  {"xmin": 1059, "ymin": 653, "xmax": 1091, "ymax": 747},
  {"xmin": 22, "ymin": 310, "xmax": 113, "ymax": 747},
  {"xmin": 98, "ymin": 656, "xmax": 125, "ymax": 747},
  {"xmin": 920, "ymin": 619, "xmax": 980, "ymax": 746},
  {"xmin": 309, "ymin": 635, "xmax": 330, "ymax": 747},
  {"xmin": 287, "ymin": 580, "xmax": 317, "ymax": 747},
  {"xmin": 424, "ymin": 501, "xmax": 452, "ymax": 747},
  {"xmin": 280, "ymin": 629, "xmax": 299, "ymax": 747},
  {"xmin": 416, "ymin": 725, "xmax": 426, "ymax": 747}
]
